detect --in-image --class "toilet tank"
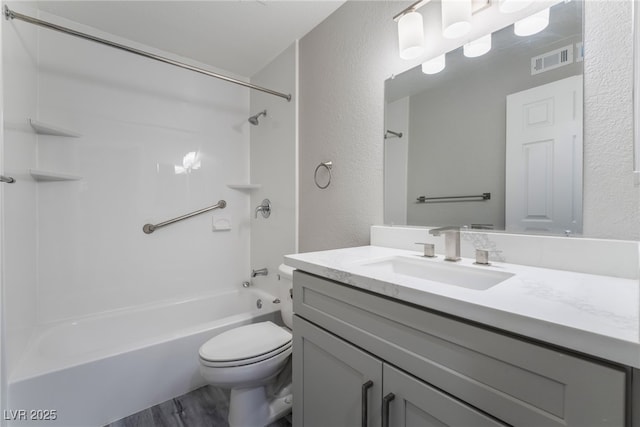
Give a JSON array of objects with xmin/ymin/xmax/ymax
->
[{"xmin": 277, "ymin": 264, "xmax": 294, "ymax": 329}]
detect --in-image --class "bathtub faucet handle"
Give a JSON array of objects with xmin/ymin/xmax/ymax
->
[
  {"xmin": 242, "ymin": 281, "xmax": 251, "ymax": 288},
  {"xmin": 255, "ymin": 199, "xmax": 271, "ymax": 219}
]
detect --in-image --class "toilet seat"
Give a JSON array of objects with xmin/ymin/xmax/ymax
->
[
  {"xmin": 200, "ymin": 342, "xmax": 292, "ymax": 368},
  {"xmin": 199, "ymin": 321, "xmax": 292, "ymax": 367}
]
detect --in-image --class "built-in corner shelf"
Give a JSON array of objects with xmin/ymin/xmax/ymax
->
[
  {"xmin": 226, "ymin": 184, "xmax": 262, "ymax": 191},
  {"xmin": 29, "ymin": 119, "xmax": 81, "ymax": 138},
  {"xmin": 30, "ymin": 169, "xmax": 82, "ymax": 182}
]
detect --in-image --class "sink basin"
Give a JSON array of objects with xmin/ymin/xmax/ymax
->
[{"xmin": 358, "ymin": 256, "xmax": 514, "ymax": 290}]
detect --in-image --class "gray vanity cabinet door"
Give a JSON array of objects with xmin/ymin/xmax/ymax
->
[
  {"xmin": 293, "ymin": 315, "xmax": 383, "ymax": 427},
  {"xmin": 383, "ymin": 364, "xmax": 508, "ymax": 427}
]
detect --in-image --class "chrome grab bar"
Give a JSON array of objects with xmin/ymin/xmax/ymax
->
[
  {"xmin": 416, "ymin": 192, "xmax": 490, "ymax": 203},
  {"xmin": 143, "ymin": 200, "xmax": 226, "ymax": 234}
]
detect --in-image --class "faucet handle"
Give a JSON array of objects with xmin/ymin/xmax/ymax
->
[
  {"xmin": 415, "ymin": 242, "xmax": 436, "ymax": 258},
  {"xmin": 474, "ymin": 249, "xmax": 490, "ymax": 266},
  {"xmin": 255, "ymin": 199, "xmax": 271, "ymax": 219}
]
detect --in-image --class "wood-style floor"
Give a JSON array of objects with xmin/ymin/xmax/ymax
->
[{"xmin": 105, "ymin": 385, "xmax": 292, "ymax": 427}]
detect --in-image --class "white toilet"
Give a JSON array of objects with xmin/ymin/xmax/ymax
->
[{"xmin": 198, "ymin": 264, "xmax": 294, "ymax": 427}]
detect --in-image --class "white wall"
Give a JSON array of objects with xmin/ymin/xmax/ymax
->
[
  {"xmin": 249, "ymin": 43, "xmax": 297, "ymax": 297},
  {"xmin": 299, "ymin": 0, "xmax": 640, "ymax": 251},
  {"xmin": 1, "ymin": 2, "xmax": 39, "ymax": 380}
]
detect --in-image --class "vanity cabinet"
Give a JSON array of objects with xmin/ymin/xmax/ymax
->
[
  {"xmin": 295, "ymin": 315, "xmax": 507, "ymax": 427},
  {"xmin": 292, "ymin": 270, "xmax": 628, "ymax": 427}
]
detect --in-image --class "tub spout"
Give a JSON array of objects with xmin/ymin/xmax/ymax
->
[{"xmin": 251, "ymin": 268, "xmax": 268, "ymax": 278}]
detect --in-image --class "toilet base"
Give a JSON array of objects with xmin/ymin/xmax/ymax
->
[{"xmin": 228, "ymin": 386, "xmax": 292, "ymax": 427}]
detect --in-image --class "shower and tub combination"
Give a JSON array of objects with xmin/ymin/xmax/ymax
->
[{"xmin": 2, "ymin": 4, "xmax": 295, "ymax": 426}]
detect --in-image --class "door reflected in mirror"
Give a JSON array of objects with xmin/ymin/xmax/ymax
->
[{"xmin": 384, "ymin": 0, "xmax": 583, "ymax": 235}]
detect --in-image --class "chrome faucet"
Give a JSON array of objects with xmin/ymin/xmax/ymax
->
[
  {"xmin": 428, "ymin": 226, "xmax": 461, "ymax": 262},
  {"xmin": 251, "ymin": 268, "xmax": 268, "ymax": 277}
]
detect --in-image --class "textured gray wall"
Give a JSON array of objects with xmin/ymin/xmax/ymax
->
[
  {"xmin": 583, "ymin": 1, "xmax": 639, "ymax": 240},
  {"xmin": 299, "ymin": 0, "xmax": 639, "ymax": 251}
]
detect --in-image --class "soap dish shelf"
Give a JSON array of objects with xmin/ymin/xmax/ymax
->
[
  {"xmin": 29, "ymin": 119, "xmax": 81, "ymax": 138},
  {"xmin": 227, "ymin": 184, "xmax": 262, "ymax": 191},
  {"xmin": 30, "ymin": 169, "xmax": 82, "ymax": 182}
]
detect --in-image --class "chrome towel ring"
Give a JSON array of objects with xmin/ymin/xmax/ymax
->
[{"xmin": 314, "ymin": 161, "xmax": 332, "ymax": 189}]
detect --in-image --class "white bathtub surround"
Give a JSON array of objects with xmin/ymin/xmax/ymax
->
[
  {"xmin": 371, "ymin": 225, "xmax": 639, "ymax": 280},
  {"xmin": 9, "ymin": 288, "xmax": 280, "ymax": 427},
  {"xmin": 285, "ymin": 245, "xmax": 640, "ymax": 368},
  {"xmin": 35, "ymin": 14, "xmax": 252, "ymax": 324},
  {"xmin": 2, "ymin": 4, "xmax": 255, "ymax": 376},
  {"xmin": 2, "ymin": 1, "xmax": 39, "ymax": 382}
]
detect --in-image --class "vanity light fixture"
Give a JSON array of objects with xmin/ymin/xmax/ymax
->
[
  {"xmin": 514, "ymin": 7, "xmax": 550, "ymax": 36},
  {"xmin": 463, "ymin": 33, "xmax": 492, "ymax": 57},
  {"xmin": 398, "ymin": 10, "xmax": 425, "ymax": 59},
  {"xmin": 442, "ymin": 0, "xmax": 472, "ymax": 39},
  {"xmin": 393, "ymin": 0, "xmax": 490, "ymax": 60},
  {"xmin": 498, "ymin": 0, "xmax": 534, "ymax": 14},
  {"xmin": 422, "ymin": 54, "xmax": 446, "ymax": 74}
]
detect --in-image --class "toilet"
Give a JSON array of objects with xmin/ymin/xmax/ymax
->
[{"xmin": 198, "ymin": 264, "xmax": 294, "ymax": 427}]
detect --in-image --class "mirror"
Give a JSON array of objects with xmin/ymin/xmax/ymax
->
[{"xmin": 384, "ymin": 0, "xmax": 583, "ymax": 235}]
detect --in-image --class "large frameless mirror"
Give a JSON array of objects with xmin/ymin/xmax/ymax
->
[{"xmin": 385, "ymin": 0, "xmax": 583, "ymax": 235}]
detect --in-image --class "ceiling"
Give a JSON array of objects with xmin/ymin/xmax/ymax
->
[{"xmin": 30, "ymin": 0, "xmax": 346, "ymax": 77}]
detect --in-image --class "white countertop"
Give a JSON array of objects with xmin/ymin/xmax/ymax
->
[{"xmin": 285, "ymin": 245, "xmax": 640, "ymax": 368}]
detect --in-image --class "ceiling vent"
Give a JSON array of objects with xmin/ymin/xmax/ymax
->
[{"xmin": 531, "ymin": 44, "xmax": 574, "ymax": 75}]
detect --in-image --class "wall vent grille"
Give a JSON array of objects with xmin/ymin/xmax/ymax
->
[{"xmin": 531, "ymin": 45, "xmax": 574, "ymax": 75}]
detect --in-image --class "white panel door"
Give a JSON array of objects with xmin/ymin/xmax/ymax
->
[{"xmin": 505, "ymin": 75, "xmax": 583, "ymax": 234}]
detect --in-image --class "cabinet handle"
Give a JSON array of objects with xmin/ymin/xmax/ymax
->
[
  {"xmin": 361, "ymin": 380, "xmax": 373, "ymax": 427},
  {"xmin": 382, "ymin": 392, "xmax": 395, "ymax": 427}
]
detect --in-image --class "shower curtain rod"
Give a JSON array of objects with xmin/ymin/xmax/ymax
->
[{"xmin": 3, "ymin": 5, "xmax": 292, "ymax": 102}]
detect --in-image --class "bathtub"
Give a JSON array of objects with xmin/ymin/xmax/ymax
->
[{"xmin": 7, "ymin": 288, "xmax": 281, "ymax": 427}]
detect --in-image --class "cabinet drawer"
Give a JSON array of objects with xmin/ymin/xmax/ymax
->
[{"xmin": 293, "ymin": 270, "xmax": 627, "ymax": 427}]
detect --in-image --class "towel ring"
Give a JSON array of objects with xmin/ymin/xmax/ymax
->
[{"xmin": 314, "ymin": 161, "xmax": 332, "ymax": 189}]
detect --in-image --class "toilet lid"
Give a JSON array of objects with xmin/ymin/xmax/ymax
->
[{"xmin": 199, "ymin": 321, "xmax": 292, "ymax": 363}]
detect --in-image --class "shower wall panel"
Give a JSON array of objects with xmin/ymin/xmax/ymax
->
[
  {"xmin": 249, "ymin": 43, "xmax": 298, "ymax": 298},
  {"xmin": 2, "ymin": 2, "xmax": 39, "ymax": 377},
  {"xmin": 34, "ymin": 15, "xmax": 252, "ymax": 323}
]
